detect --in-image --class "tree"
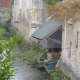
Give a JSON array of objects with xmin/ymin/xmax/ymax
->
[{"xmin": 46, "ymin": 0, "xmax": 80, "ymax": 22}]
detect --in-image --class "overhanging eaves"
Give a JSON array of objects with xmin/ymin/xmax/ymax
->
[{"xmin": 32, "ymin": 18, "xmax": 62, "ymax": 40}]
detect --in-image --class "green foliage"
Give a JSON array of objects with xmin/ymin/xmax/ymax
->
[
  {"xmin": 46, "ymin": 0, "xmax": 62, "ymax": 6},
  {"xmin": 0, "ymin": 19, "xmax": 11, "ymax": 32},
  {"xmin": 0, "ymin": 29, "xmax": 21, "ymax": 80},
  {"xmin": 0, "ymin": 28, "xmax": 4, "ymax": 36},
  {"xmin": 50, "ymin": 70, "xmax": 64, "ymax": 80},
  {"xmin": 46, "ymin": 0, "xmax": 80, "ymax": 22},
  {"xmin": 0, "ymin": 19, "xmax": 12, "ymax": 40},
  {"xmin": 18, "ymin": 36, "xmax": 44, "ymax": 67},
  {"xmin": 44, "ymin": 69, "xmax": 64, "ymax": 80}
]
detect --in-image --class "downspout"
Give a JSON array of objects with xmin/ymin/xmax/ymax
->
[
  {"xmin": 64, "ymin": 15, "xmax": 67, "ymax": 49},
  {"xmin": 19, "ymin": 0, "xmax": 22, "ymax": 10},
  {"xmin": 62, "ymin": 13, "xmax": 67, "ymax": 61}
]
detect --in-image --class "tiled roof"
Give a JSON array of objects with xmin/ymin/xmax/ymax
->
[{"xmin": 32, "ymin": 18, "xmax": 62, "ymax": 40}]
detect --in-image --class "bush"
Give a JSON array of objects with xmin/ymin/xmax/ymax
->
[
  {"xmin": 0, "ymin": 29, "xmax": 21, "ymax": 80},
  {"xmin": 18, "ymin": 36, "xmax": 45, "ymax": 67},
  {"xmin": 46, "ymin": 0, "xmax": 62, "ymax": 6},
  {"xmin": 50, "ymin": 70, "xmax": 64, "ymax": 80},
  {"xmin": 0, "ymin": 19, "xmax": 11, "ymax": 32},
  {"xmin": 46, "ymin": 0, "xmax": 80, "ymax": 22},
  {"xmin": 44, "ymin": 68, "xmax": 64, "ymax": 80}
]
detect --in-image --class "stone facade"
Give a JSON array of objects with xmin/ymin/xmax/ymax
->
[
  {"xmin": 0, "ymin": 7, "xmax": 11, "ymax": 22},
  {"xmin": 59, "ymin": 21, "xmax": 80, "ymax": 80},
  {"xmin": 12, "ymin": 0, "xmax": 45, "ymax": 40}
]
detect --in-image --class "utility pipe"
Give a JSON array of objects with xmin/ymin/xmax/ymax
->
[
  {"xmin": 64, "ymin": 15, "xmax": 67, "ymax": 51},
  {"xmin": 19, "ymin": 0, "xmax": 22, "ymax": 10}
]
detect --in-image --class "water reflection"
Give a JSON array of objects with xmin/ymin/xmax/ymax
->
[{"xmin": 11, "ymin": 59, "xmax": 44, "ymax": 80}]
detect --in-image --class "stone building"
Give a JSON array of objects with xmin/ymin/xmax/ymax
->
[
  {"xmin": 59, "ymin": 20, "xmax": 80, "ymax": 80},
  {"xmin": 31, "ymin": 0, "xmax": 80, "ymax": 79},
  {"xmin": 32, "ymin": 17, "xmax": 80, "ymax": 80},
  {"xmin": 12, "ymin": 0, "xmax": 45, "ymax": 40}
]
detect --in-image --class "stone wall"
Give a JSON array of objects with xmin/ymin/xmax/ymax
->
[
  {"xmin": 12, "ymin": 0, "xmax": 45, "ymax": 40},
  {"xmin": 60, "ymin": 21, "xmax": 80, "ymax": 80},
  {"xmin": 0, "ymin": 7, "xmax": 11, "ymax": 22}
]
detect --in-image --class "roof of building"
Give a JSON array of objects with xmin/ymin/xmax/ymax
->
[{"xmin": 32, "ymin": 18, "xmax": 62, "ymax": 40}]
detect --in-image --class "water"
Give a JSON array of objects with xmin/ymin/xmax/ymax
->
[
  {"xmin": 11, "ymin": 46, "xmax": 44, "ymax": 80},
  {"xmin": 12, "ymin": 59, "xmax": 44, "ymax": 80}
]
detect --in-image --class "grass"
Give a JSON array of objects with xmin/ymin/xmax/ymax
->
[
  {"xmin": 17, "ymin": 36, "xmax": 45, "ymax": 68},
  {"xmin": 44, "ymin": 67, "xmax": 70, "ymax": 80},
  {"xmin": 16, "ymin": 36, "xmax": 70, "ymax": 80}
]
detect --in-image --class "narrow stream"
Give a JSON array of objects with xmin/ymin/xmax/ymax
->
[
  {"xmin": 11, "ymin": 46, "xmax": 44, "ymax": 80},
  {"xmin": 12, "ymin": 59, "xmax": 44, "ymax": 80}
]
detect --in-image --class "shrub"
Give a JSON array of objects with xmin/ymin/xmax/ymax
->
[
  {"xmin": 46, "ymin": 0, "xmax": 80, "ymax": 22},
  {"xmin": 50, "ymin": 70, "xmax": 64, "ymax": 80},
  {"xmin": 0, "ymin": 29, "xmax": 21, "ymax": 80},
  {"xmin": 44, "ymin": 69, "xmax": 64, "ymax": 80},
  {"xmin": 0, "ymin": 19, "xmax": 11, "ymax": 32},
  {"xmin": 17, "ymin": 36, "xmax": 45, "ymax": 67}
]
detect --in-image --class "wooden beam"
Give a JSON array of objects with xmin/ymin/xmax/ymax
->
[
  {"xmin": 43, "ymin": 26, "xmax": 62, "ymax": 40},
  {"xmin": 48, "ymin": 37, "xmax": 62, "ymax": 45}
]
